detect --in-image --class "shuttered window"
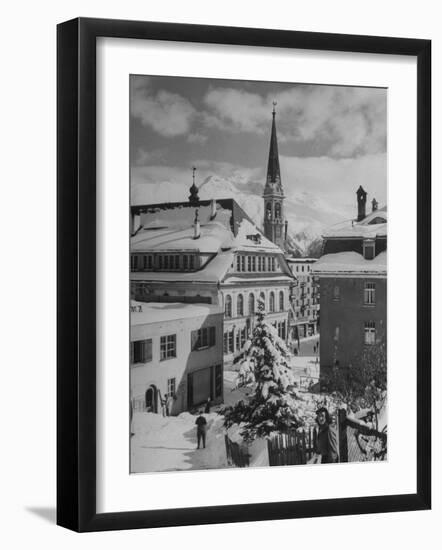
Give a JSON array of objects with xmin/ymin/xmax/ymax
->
[
  {"xmin": 191, "ymin": 326, "xmax": 216, "ymax": 351},
  {"xmin": 131, "ymin": 339, "xmax": 152, "ymax": 363}
]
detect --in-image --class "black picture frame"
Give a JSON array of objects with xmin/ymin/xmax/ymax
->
[{"xmin": 57, "ymin": 17, "xmax": 431, "ymax": 532}]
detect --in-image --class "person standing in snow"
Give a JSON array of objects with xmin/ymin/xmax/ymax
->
[
  {"xmin": 204, "ymin": 397, "xmax": 211, "ymax": 414},
  {"xmin": 195, "ymin": 411, "xmax": 207, "ymax": 449},
  {"xmin": 313, "ymin": 407, "xmax": 339, "ymax": 464}
]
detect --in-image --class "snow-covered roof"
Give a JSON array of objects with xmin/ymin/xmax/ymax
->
[
  {"xmin": 131, "ymin": 300, "xmax": 223, "ymax": 325},
  {"xmin": 132, "ymin": 202, "xmax": 281, "ymax": 254},
  {"xmin": 312, "ymin": 251, "xmax": 387, "ymax": 275},
  {"xmin": 322, "ymin": 206, "xmax": 387, "ymax": 239},
  {"xmin": 131, "ymin": 251, "xmax": 234, "ymax": 283},
  {"xmin": 234, "ymin": 218, "xmax": 282, "ymax": 253}
]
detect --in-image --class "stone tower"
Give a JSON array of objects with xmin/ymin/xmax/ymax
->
[{"xmin": 263, "ymin": 103, "xmax": 285, "ymax": 249}]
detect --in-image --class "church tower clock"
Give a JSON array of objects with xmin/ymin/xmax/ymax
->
[{"xmin": 263, "ymin": 103, "xmax": 286, "ymax": 249}]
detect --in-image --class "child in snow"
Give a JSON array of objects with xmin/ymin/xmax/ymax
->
[{"xmin": 195, "ymin": 411, "xmax": 207, "ymax": 449}]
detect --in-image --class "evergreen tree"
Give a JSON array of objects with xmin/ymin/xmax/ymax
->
[{"xmin": 223, "ymin": 300, "xmax": 302, "ymax": 441}]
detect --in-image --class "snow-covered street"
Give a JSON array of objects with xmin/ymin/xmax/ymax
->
[{"xmin": 130, "ymin": 411, "xmax": 230, "ymax": 473}]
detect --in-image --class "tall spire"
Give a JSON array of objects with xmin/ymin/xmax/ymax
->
[{"xmin": 264, "ymin": 102, "xmax": 282, "ymax": 194}]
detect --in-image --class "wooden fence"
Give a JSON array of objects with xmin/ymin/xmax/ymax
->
[{"xmin": 267, "ymin": 427, "xmax": 316, "ymax": 466}]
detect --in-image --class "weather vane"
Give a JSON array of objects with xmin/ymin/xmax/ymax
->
[{"xmin": 272, "ymin": 101, "xmax": 277, "ymax": 114}]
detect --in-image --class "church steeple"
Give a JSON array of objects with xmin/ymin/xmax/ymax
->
[
  {"xmin": 263, "ymin": 103, "xmax": 286, "ymax": 249},
  {"xmin": 264, "ymin": 102, "xmax": 283, "ymax": 195}
]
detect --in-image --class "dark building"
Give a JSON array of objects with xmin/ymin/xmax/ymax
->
[{"xmin": 313, "ymin": 188, "xmax": 387, "ymax": 375}]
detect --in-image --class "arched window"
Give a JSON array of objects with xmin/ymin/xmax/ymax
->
[
  {"xmin": 269, "ymin": 291, "xmax": 275, "ymax": 312},
  {"xmin": 279, "ymin": 290, "xmax": 284, "ymax": 311},
  {"xmin": 266, "ymin": 202, "xmax": 272, "ymax": 220},
  {"xmin": 237, "ymin": 294, "xmax": 244, "ymax": 317},
  {"xmin": 275, "ymin": 203, "xmax": 281, "ymax": 219},
  {"xmin": 259, "ymin": 291, "xmax": 266, "ymax": 311},
  {"xmin": 225, "ymin": 295, "xmax": 232, "ymax": 318},
  {"xmin": 248, "ymin": 293, "xmax": 255, "ymax": 316}
]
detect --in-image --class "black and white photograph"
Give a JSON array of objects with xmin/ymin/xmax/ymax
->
[{"xmin": 129, "ymin": 75, "xmax": 387, "ymax": 473}]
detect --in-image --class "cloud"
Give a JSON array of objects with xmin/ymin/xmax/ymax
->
[
  {"xmin": 131, "ymin": 78, "xmax": 196, "ymax": 137},
  {"xmin": 201, "ymin": 85, "xmax": 386, "ymax": 158},
  {"xmin": 187, "ymin": 132, "xmax": 208, "ymax": 145}
]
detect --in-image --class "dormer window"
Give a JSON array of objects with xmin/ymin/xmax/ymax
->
[{"xmin": 363, "ymin": 239, "xmax": 375, "ymax": 260}]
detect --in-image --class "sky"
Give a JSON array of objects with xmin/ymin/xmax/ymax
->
[{"xmin": 130, "ymin": 75, "xmax": 387, "ymax": 218}]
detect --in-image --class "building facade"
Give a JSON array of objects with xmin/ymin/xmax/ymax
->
[
  {"xmin": 313, "ymin": 187, "xmax": 387, "ymax": 376},
  {"xmin": 286, "ymin": 258, "xmax": 319, "ymax": 339},
  {"xmin": 130, "ymin": 301, "xmax": 224, "ymax": 415},
  {"xmin": 130, "ymin": 197, "xmax": 295, "ymax": 368}
]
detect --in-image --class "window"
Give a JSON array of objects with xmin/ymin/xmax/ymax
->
[
  {"xmin": 267, "ymin": 257, "xmax": 272, "ymax": 271},
  {"xmin": 158, "ymin": 255, "xmax": 163, "ymax": 269},
  {"xmin": 174, "ymin": 255, "xmax": 180, "ymax": 269},
  {"xmin": 237, "ymin": 294, "xmax": 244, "ymax": 316},
  {"xmin": 223, "ymin": 329, "xmax": 234, "ymax": 354},
  {"xmin": 225, "ymin": 295, "xmax": 232, "ymax": 318},
  {"xmin": 333, "ymin": 285, "xmax": 340, "ymax": 301},
  {"xmin": 130, "ymin": 255, "xmax": 138, "ymax": 271},
  {"xmin": 167, "ymin": 377, "xmax": 176, "ymax": 396},
  {"xmin": 247, "ymin": 256, "xmax": 252, "ymax": 271},
  {"xmin": 364, "ymin": 321, "xmax": 376, "ymax": 345},
  {"xmin": 164, "ymin": 255, "xmax": 169, "ymax": 269},
  {"xmin": 183, "ymin": 255, "xmax": 188, "ymax": 270},
  {"xmin": 248, "ymin": 293, "xmax": 255, "ymax": 315},
  {"xmin": 269, "ymin": 292, "xmax": 275, "ymax": 312},
  {"xmin": 259, "ymin": 292, "xmax": 266, "ymax": 310},
  {"xmin": 279, "ymin": 290, "xmax": 284, "ymax": 311},
  {"xmin": 189, "ymin": 256, "xmax": 195, "ymax": 270},
  {"xmin": 160, "ymin": 334, "xmax": 176, "ymax": 360},
  {"xmin": 363, "ymin": 239, "xmax": 375, "ymax": 260},
  {"xmin": 364, "ymin": 282, "xmax": 376, "ymax": 305},
  {"xmin": 236, "ymin": 255, "xmax": 241, "ymax": 271},
  {"xmin": 251, "ymin": 256, "xmax": 256, "ymax": 271},
  {"xmin": 271, "ymin": 257, "xmax": 276, "ymax": 271},
  {"xmin": 241, "ymin": 256, "xmax": 246, "ymax": 271},
  {"xmin": 191, "ymin": 326, "xmax": 216, "ymax": 350},
  {"xmin": 131, "ymin": 339, "xmax": 152, "ymax": 363}
]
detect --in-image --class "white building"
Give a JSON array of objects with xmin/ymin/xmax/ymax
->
[
  {"xmin": 131, "ymin": 301, "xmax": 224, "ymax": 415},
  {"xmin": 286, "ymin": 258, "xmax": 319, "ymax": 339}
]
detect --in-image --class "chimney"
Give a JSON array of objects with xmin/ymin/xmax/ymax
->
[
  {"xmin": 372, "ymin": 198, "xmax": 378, "ymax": 212},
  {"xmin": 210, "ymin": 199, "xmax": 217, "ymax": 220},
  {"xmin": 284, "ymin": 220, "xmax": 288, "ymax": 241},
  {"xmin": 193, "ymin": 209, "xmax": 200, "ymax": 239},
  {"xmin": 356, "ymin": 185, "xmax": 367, "ymax": 222}
]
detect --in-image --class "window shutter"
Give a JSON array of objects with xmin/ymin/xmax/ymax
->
[
  {"xmin": 191, "ymin": 330, "xmax": 198, "ymax": 351},
  {"xmin": 209, "ymin": 326, "xmax": 216, "ymax": 347}
]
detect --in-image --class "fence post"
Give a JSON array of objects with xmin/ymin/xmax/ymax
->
[{"xmin": 338, "ymin": 408, "xmax": 348, "ymax": 462}]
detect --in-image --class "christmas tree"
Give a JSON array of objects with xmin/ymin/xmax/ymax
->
[{"xmin": 223, "ymin": 299, "xmax": 302, "ymax": 441}]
